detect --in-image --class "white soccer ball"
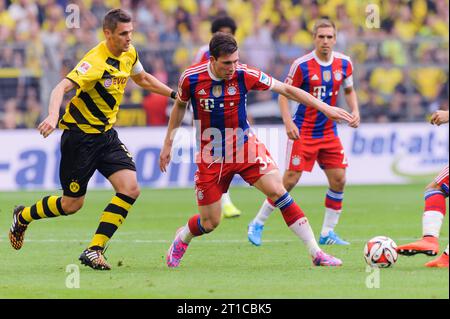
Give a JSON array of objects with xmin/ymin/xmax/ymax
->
[{"xmin": 364, "ymin": 236, "xmax": 398, "ymax": 268}]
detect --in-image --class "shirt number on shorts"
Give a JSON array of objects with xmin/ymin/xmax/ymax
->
[{"xmin": 256, "ymin": 155, "xmax": 273, "ymax": 170}]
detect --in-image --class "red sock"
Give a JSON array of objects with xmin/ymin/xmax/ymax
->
[
  {"xmin": 280, "ymin": 201, "xmax": 305, "ymax": 226},
  {"xmin": 424, "ymin": 191, "xmax": 446, "ymax": 216},
  {"xmin": 187, "ymin": 214, "xmax": 206, "ymax": 236}
]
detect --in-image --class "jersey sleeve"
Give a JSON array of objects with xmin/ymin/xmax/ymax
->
[
  {"xmin": 243, "ymin": 65, "xmax": 274, "ymax": 91},
  {"xmin": 177, "ymin": 70, "xmax": 191, "ymax": 103},
  {"xmin": 285, "ymin": 61, "xmax": 303, "ymax": 87},
  {"xmin": 66, "ymin": 56, "xmax": 102, "ymax": 91},
  {"xmin": 342, "ymin": 58, "xmax": 354, "ymax": 88}
]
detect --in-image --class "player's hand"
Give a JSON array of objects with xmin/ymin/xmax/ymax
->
[
  {"xmin": 430, "ymin": 110, "xmax": 449, "ymax": 126},
  {"xmin": 285, "ymin": 120, "xmax": 299, "ymax": 140},
  {"xmin": 37, "ymin": 114, "xmax": 58, "ymax": 138},
  {"xmin": 348, "ymin": 111, "xmax": 360, "ymax": 128},
  {"xmin": 159, "ymin": 143, "xmax": 172, "ymax": 173},
  {"xmin": 323, "ymin": 106, "xmax": 354, "ymax": 123}
]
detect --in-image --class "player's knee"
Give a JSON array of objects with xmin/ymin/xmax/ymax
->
[
  {"xmin": 283, "ymin": 171, "xmax": 300, "ymax": 191},
  {"xmin": 202, "ymin": 219, "xmax": 220, "ymax": 232},
  {"xmin": 121, "ymin": 184, "xmax": 140, "ymax": 200},
  {"xmin": 61, "ymin": 198, "xmax": 84, "ymax": 215},
  {"xmin": 331, "ymin": 176, "xmax": 346, "ymax": 191}
]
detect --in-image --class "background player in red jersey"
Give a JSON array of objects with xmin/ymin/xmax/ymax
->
[
  {"xmin": 159, "ymin": 32, "xmax": 355, "ymax": 268},
  {"xmin": 248, "ymin": 19, "xmax": 360, "ymax": 246},
  {"xmin": 397, "ymin": 110, "xmax": 449, "ymax": 268},
  {"xmin": 192, "ymin": 15, "xmax": 242, "ymax": 218}
]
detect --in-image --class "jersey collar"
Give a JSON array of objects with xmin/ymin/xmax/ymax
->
[{"xmin": 313, "ymin": 50, "xmax": 334, "ymax": 66}]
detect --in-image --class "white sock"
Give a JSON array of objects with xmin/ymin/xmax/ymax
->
[
  {"xmin": 253, "ymin": 199, "xmax": 276, "ymax": 225},
  {"xmin": 444, "ymin": 245, "xmax": 449, "ymax": 255},
  {"xmin": 179, "ymin": 224, "xmax": 194, "ymax": 244},
  {"xmin": 422, "ymin": 211, "xmax": 444, "ymax": 238},
  {"xmin": 221, "ymin": 191, "xmax": 233, "ymax": 206},
  {"xmin": 321, "ymin": 208, "xmax": 341, "ymax": 237},
  {"xmin": 289, "ymin": 217, "xmax": 321, "ymax": 258}
]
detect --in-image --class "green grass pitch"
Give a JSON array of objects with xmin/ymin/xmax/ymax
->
[{"xmin": 0, "ymin": 184, "xmax": 448, "ymax": 299}]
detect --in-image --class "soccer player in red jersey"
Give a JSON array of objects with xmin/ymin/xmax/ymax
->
[
  {"xmin": 193, "ymin": 15, "xmax": 242, "ymax": 218},
  {"xmin": 397, "ymin": 110, "xmax": 449, "ymax": 268},
  {"xmin": 248, "ymin": 19, "xmax": 360, "ymax": 246},
  {"xmin": 159, "ymin": 32, "xmax": 355, "ymax": 268}
]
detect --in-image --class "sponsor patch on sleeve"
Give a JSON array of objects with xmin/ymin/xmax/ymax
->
[
  {"xmin": 77, "ymin": 61, "xmax": 91, "ymax": 74},
  {"xmin": 259, "ymin": 71, "xmax": 271, "ymax": 86}
]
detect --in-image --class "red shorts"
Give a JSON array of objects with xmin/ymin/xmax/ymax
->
[
  {"xmin": 286, "ymin": 136, "xmax": 348, "ymax": 172},
  {"xmin": 434, "ymin": 165, "xmax": 449, "ymax": 195},
  {"xmin": 195, "ymin": 135, "xmax": 277, "ymax": 206}
]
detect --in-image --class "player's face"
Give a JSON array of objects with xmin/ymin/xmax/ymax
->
[
  {"xmin": 211, "ymin": 50, "xmax": 239, "ymax": 80},
  {"xmin": 105, "ymin": 22, "xmax": 133, "ymax": 54},
  {"xmin": 314, "ymin": 27, "xmax": 336, "ymax": 56}
]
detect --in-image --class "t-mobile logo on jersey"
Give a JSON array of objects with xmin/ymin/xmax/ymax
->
[
  {"xmin": 313, "ymin": 86, "xmax": 327, "ymax": 100},
  {"xmin": 200, "ymin": 98, "xmax": 228, "ymax": 112}
]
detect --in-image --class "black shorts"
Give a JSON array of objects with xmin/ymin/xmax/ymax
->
[{"xmin": 60, "ymin": 128, "xmax": 136, "ymax": 197}]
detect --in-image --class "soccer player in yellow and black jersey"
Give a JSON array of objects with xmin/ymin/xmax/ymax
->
[{"xmin": 8, "ymin": 8, "xmax": 177, "ymax": 270}]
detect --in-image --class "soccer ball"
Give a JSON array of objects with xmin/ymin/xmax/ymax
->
[{"xmin": 364, "ymin": 236, "xmax": 398, "ymax": 268}]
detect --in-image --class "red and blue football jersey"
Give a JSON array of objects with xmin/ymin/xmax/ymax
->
[
  {"xmin": 286, "ymin": 51, "xmax": 354, "ymax": 139},
  {"xmin": 192, "ymin": 44, "xmax": 210, "ymax": 64},
  {"xmin": 178, "ymin": 61, "xmax": 273, "ymax": 157}
]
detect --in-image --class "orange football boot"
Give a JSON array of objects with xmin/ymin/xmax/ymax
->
[
  {"xmin": 397, "ymin": 236, "xmax": 439, "ymax": 256},
  {"xmin": 425, "ymin": 253, "xmax": 449, "ymax": 268}
]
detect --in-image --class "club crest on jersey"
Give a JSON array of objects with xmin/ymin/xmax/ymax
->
[
  {"xmin": 322, "ymin": 70, "xmax": 331, "ymax": 82},
  {"xmin": 334, "ymin": 70, "xmax": 342, "ymax": 81},
  {"xmin": 292, "ymin": 156, "xmax": 301, "ymax": 166},
  {"xmin": 227, "ymin": 85, "xmax": 237, "ymax": 95},
  {"xmin": 104, "ymin": 78, "xmax": 112, "ymax": 88},
  {"xmin": 77, "ymin": 61, "xmax": 91, "ymax": 74},
  {"xmin": 212, "ymin": 85, "xmax": 222, "ymax": 98},
  {"xmin": 259, "ymin": 72, "xmax": 271, "ymax": 86}
]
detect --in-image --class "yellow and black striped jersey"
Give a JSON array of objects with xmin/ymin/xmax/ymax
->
[{"xmin": 60, "ymin": 41, "xmax": 142, "ymax": 133}]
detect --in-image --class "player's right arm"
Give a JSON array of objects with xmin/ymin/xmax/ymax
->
[
  {"xmin": 430, "ymin": 110, "xmax": 449, "ymax": 126},
  {"xmin": 278, "ymin": 94, "xmax": 299, "ymax": 140},
  {"xmin": 38, "ymin": 78, "xmax": 76, "ymax": 138},
  {"xmin": 159, "ymin": 98, "xmax": 188, "ymax": 172}
]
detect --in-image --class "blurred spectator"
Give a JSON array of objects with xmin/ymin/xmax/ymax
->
[{"xmin": 0, "ymin": 0, "xmax": 449, "ymax": 127}]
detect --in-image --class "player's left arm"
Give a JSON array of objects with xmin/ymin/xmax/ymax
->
[
  {"xmin": 271, "ymin": 79, "xmax": 354, "ymax": 123},
  {"xmin": 344, "ymin": 86, "xmax": 360, "ymax": 128},
  {"xmin": 131, "ymin": 63, "xmax": 176, "ymax": 99}
]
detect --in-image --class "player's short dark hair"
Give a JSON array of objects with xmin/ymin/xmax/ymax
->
[
  {"xmin": 103, "ymin": 8, "xmax": 132, "ymax": 32},
  {"xmin": 209, "ymin": 32, "xmax": 238, "ymax": 59},
  {"xmin": 211, "ymin": 16, "xmax": 237, "ymax": 35}
]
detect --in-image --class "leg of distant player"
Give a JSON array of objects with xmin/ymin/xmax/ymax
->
[
  {"xmin": 251, "ymin": 170, "xmax": 341, "ymax": 266},
  {"xmin": 318, "ymin": 168, "xmax": 349, "ymax": 245},
  {"xmin": 248, "ymin": 170, "xmax": 301, "ymax": 246},
  {"xmin": 9, "ymin": 194, "xmax": 84, "ymax": 250},
  {"xmin": 397, "ymin": 166, "xmax": 448, "ymax": 257},
  {"xmin": 425, "ymin": 244, "xmax": 449, "ymax": 268},
  {"xmin": 166, "ymin": 199, "xmax": 221, "ymax": 267},
  {"xmin": 221, "ymin": 191, "xmax": 241, "ymax": 218}
]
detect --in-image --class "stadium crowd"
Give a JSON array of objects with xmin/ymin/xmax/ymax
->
[{"xmin": 0, "ymin": 0, "xmax": 448, "ymax": 128}]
